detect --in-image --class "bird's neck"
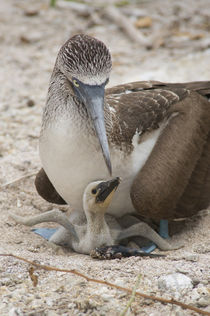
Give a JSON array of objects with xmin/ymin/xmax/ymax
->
[{"xmin": 85, "ymin": 211, "xmax": 110, "ymax": 236}]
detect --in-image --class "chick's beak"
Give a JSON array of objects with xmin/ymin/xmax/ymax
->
[{"xmin": 96, "ymin": 177, "xmax": 121, "ymax": 203}]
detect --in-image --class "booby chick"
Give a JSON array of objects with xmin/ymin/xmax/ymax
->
[
  {"xmin": 10, "ymin": 178, "xmax": 181, "ymax": 257},
  {"xmin": 35, "ymin": 34, "xmax": 210, "ymax": 252}
]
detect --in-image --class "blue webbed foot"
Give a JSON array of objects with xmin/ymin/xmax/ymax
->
[
  {"xmin": 141, "ymin": 219, "xmax": 169, "ymax": 253},
  {"xmin": 141, "ymin": 243, "xmax": 157, "ymax": 253},
  {"xmin": 32, "ymin": 228, "xmax": 58, "ymax": 240}
]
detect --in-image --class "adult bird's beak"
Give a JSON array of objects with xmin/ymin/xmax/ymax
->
[
  {"xmin": 77, "ymin": 83, "xmax": 112, "ymax": 175},
  {"xmin": 96, "ymin": 177, "xmax": 121, "ymax": 203}
]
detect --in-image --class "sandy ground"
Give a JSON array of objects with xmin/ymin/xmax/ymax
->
[{"xmin": 0, "ymin": 0, "xmax": 210, "ymax": 315}]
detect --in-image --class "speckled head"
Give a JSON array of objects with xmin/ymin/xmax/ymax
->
[{"xmin": 57, "ymin": 34, "xmax": 112, "ymax": 85}]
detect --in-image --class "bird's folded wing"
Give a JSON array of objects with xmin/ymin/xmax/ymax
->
[
  {"xmin": 35, "ymin": 168, "xmax": 67, "ymax": 205},
  {"xmin": 130, "ymin": 90, "xmax": 210, "ymax": 219}
]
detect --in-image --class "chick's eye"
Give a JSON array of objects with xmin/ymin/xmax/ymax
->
[
  {"xmin": 73, "ymin": 79, "xmax": 79, "ymax": 87},
  {"xmin": 91, "ymin": 189, "xmax": 97, "ymax": 195}
]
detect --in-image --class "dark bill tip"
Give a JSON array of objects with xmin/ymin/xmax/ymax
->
[{"xmin": 96, "ymin": 177, "xmax": 121, "ymax": 203}]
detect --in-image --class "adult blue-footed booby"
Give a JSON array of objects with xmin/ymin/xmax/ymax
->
[{"xmin": 35, "ymin": 34, "xmax": 210, "ymax": 251}]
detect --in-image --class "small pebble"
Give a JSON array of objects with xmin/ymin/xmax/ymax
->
[
  {"xmin": 24, "ymin": 9, "xmax": 39, "ymax": 17},
  {"xmin": 26, "ymin": 99, "xmax": 35, "ymax": 107},
  {"xmin": 194, "ymin": 242, "xmax": 210, "ymax": 254},
  {"xmin": 9, "ymin": 308, "xmax": 24, "ymax": 316},
  {"xmin": 184, "ymin": 254, "xmax": 198, "ymax": 262},
  {"xmin": 176, "ymin": 267, "xmax": 189, "ymax": 274},
  {"xmin": 197, "ymin": 297, "xmax": 210, "ymax": 307},
  {"xmin": 20, "ymin": 36, "xmax": 31, "ymax": 44},
  {"xmin": 101, "ymin": 293, "xmax": 114, "ymax": 302},
  {"xmin": 201, "ymin": 280, "xmax": 209, "ymax": 285},
  {"xmin": 158, "ymin": 273, "xmax": 193, "ymax": 293},
  {"xmin": 191, "ymin": 277, "xmax": 200, "ymax": 286}
]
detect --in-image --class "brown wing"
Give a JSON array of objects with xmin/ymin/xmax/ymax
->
[
  {"xmin": 129, "ymin": 90, "xmax": 210, "ymax": 219},
  {"xmin": 35, "ymin": 168, "xmax": 67, "ymax": 205},
  {"xmin": 106, "ymin": 81, "xmax": 190, "ymax": 145}
]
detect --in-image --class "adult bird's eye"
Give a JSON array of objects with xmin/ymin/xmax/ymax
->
[
  {"xmin": 91, "ymin": 188, "xmax": 97, "ymax": 195},
  {"xmin": 73, "ymin": 79, "xmax": 79, "ymax": 87}
]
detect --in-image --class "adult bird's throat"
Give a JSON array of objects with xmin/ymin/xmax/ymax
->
[{"xmin": 76, "ymin": 83, "xmax": 112, "ymax": 175}]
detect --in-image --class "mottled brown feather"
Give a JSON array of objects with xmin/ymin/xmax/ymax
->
[{"xmin": 106, "ymin": 84, "xmax": 188, "ymax": 146}]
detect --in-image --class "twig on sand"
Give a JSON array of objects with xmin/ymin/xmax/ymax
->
[
  {"xmin": 1, "ymin": 172, "xmax": 37, "ymax": 189},
  {"xmin": 104, "ymin": 5, "xmax": 151, "ymax": 47},
  {"xmin": 49, "ymin": 2, "xmax": 151, "ymax": 47},
  {"xmin": 0, "ymin": 253, "xmax": 209, "ymax": 316}
]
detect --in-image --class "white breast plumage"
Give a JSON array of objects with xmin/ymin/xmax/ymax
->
[{"xmin": 40, "ymin": 118, "xmax": 163, "ymax": 220}]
